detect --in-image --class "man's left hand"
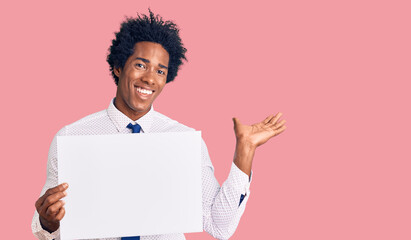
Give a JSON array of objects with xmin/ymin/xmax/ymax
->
[
  {"xmin": 233, "ymin": 112, "xmax": 286, "ymax": 149},
  {"xmin": 232, "ymin": 112, "xmax": 286, "ymax": 176}
]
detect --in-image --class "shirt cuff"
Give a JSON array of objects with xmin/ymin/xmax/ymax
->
[
  {"xmin": 32, "ymin": 211, "xmax": 60, "ymax": 240},
  {"xmin": 227, "ymin": 162, "xmax": 252, "ymax": 195}
]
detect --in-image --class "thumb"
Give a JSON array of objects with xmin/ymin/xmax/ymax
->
[{"xmin": 232, "ymin": 117, "xmax": 241, "ymax": 128}]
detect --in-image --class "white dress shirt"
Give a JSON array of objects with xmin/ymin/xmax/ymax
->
[{"xmin": 32, "ymin": 99, "xmax": 251, "ymax": 240}]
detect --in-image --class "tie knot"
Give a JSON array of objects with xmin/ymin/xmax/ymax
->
[{"xmin": 127, "ymin": 123, "xmax": 141, "ymax": 133}]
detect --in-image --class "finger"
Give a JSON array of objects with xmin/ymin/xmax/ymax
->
[
  {"xmin": 273, "ymin": 119, "xmax": 286, "ymax": 129},
  {"xmin": 232, "ymin": 117, "xmax": 241, "ymax": 128},
  {"xmin": 38, "ymin": 183, "xmax": 68, "ymax": 206},
  {"xmin": 263, "ymin": 115, "xmax": 274, "ymax": 124},
  {"xmin": 55, "ymin": 207, "xmax": 66, "ymax": 221},
  {"xmin": 39, "ymin": 191, "xmax": 67, "ymax": 217},
  {"xmin": 35, "ymin": 197, "xmax": 42, "ymax": 211},
  {"xmin": 268, "ymin": 112, "xmax": 283, "ymax": 124},
  {"xmin": 46, "ymin": 200, "xmax": 66, "ymax": 218},
  {"xmin": 274, "ymin": 125, "xmax": 287, "ymax": 136}
]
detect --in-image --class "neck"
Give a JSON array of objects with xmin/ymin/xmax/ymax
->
[{"xmin": 113, "ymin": 97, "xmax": 149, "ymax": 121}]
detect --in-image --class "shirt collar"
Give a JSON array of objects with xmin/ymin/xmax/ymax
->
[{"xmin": 107, "ymin": 98, "xmax": 154, "ymax": 133}]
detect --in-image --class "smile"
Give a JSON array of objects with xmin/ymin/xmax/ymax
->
[{"xmin": 135, "ymin": 86, "xmax": 154, "ymax": 95}]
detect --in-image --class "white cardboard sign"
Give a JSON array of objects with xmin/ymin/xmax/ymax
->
[{"xmin": 57, "ymin": 131, "xmax": 203, "ymax": 239}]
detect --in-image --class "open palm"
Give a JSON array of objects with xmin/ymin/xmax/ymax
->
[{"xmin": 233, "ymin": 112, "xmax": 286, "ymax": 148}]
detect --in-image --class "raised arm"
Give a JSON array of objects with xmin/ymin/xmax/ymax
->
[{"xmin": 202, "ymin": 113, "xmax": 286, "ymax": 239}]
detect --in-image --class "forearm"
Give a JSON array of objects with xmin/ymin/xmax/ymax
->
[
  {"xmin": 233, "ymin": 138, "xmax": 256, "ymax": 177},
  {"xmin": 32, "ymin": 129, "xmax": 64, "ymax": 239},
  {"xmin": 202, "ymin": 163, "xmax": 251, "ymax": 239}
]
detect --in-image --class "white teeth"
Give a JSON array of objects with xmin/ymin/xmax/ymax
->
[{"xmin": 136, "ymin": 87, "xmax": 153, "ymax": 95}]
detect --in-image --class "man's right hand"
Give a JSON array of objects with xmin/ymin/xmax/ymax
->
[{"xmin": 35, "ymin": 183, "xmax": 68, "ymax": 233}]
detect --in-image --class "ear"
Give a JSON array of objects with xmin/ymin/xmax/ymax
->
[{"xmin": 114, "ymin": 67, "xmax": 122, "ymax": 78}]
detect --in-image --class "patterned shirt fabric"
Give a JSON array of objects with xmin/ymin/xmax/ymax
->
[{"xmin": 32, "ymin": 99, "xmax": 252, "ymax": 240}]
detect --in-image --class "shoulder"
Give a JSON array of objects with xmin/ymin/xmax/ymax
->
[
  {"xmin": 151, "ymin": 111, "xmax": 195, "ymax": 133},
  {"xmin": 57, "ymin": 109, "xmax": 111, "ymax": 136}
]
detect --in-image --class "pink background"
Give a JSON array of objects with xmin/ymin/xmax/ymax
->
[{"xmin": 1, "ymin": 0, "xmax": 410, "ymax": 239}]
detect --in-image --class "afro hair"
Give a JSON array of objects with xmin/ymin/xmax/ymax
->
[{"xmin": 107, "ymin": 9, "xmax": 187, "ymax": 85}]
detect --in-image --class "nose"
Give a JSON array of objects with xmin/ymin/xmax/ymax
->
[{"xmin": 141, "ymin": 69, "xmax": 156, "ymax": 85}]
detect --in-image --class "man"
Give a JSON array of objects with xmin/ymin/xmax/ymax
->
[{"xmin": 32, "ymin": 10, "xmax": 286, "ymax": 240}]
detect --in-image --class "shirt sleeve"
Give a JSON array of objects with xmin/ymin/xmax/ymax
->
[
  {"xmin": 201, "ymin": 139, "xmax": 252, "ymax": 240},
  {"xmin": 32, "ymin": 128, "xmax": 65, "ymax": 240}
]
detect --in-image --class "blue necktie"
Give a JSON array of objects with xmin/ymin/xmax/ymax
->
[
  {"xmin": 122, "ymin": 123, "xmax": 141, "ymax": 240},
  {"xmin": 127, "ymin": 123, "xmax": 141, "ymax": 133}
]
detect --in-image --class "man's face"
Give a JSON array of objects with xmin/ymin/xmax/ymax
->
[{"xmin": 114, "ymin": 41, "xmax": 169, "ymax": 120}]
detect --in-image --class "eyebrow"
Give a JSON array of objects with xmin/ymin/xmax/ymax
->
[{"xmin": 136, "ymin": 57, "xmax": 168, "ymax": 69}]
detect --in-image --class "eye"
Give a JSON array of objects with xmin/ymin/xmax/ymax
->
[
  {"xmin": 157, "ymin": 69, "xmax": 165, "ymax": 75},
  {"xmin": 135, "ymin": 63, "xmax": 145, "ymax": 69}
]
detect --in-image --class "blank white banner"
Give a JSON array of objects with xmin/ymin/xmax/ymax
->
[{"xmin": 57, "ymin": 131, "xmax": 203, "ymax": 240}]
